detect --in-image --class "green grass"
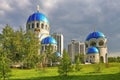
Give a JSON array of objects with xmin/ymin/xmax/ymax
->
[{"xmin": 10, "ymin": 63, "xmax": 120, "ymax": 80}]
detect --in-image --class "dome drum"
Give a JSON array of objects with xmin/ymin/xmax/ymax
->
[
  {"xmin": 26, "ymin": 22, "xmax": 49, "ymax": 31},
  {"xmin": 86, "ymin": 35, "xmax": 107, "ymax": 48},
  {"xmin": 86, "ymin": 53, "xmax": 100, "ymax": 63}
]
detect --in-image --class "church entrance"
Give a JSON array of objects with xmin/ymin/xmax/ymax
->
[{"xmin": 100, "ymin": 56, "xmax": 104, "ymax": 63}]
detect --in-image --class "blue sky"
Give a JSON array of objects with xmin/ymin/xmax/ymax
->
[{"xmin": 0, "ymin": 0, "xmax": 120, "ymax": 56}]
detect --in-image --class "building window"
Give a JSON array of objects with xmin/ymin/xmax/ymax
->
[
  {"xmin": 90, "ymin": 56, "xmax": 92, "ymax": 58},
  {"xmin": 42, "ymin": 46, "xmax": 44, "ymax": 51},
  {"xmin": 41, "ymin": 23, "xmax": 44, "ymax": 29},
  {"xmin": 85, "ymin": 44, "xmax": 88, "ymax": 48},
  {"xmin": 37, "ymin": 23, "xmax": 39, "ymax": 28},
  {"xmin": 46, "ymin": 25, "xmax": 47, "ymax": 30},
  {"xmin": 90, "ymin": 41, "xmax": 96, "ymax": 46},
  {"xmin": 32, "ymin": 23, "xmax": 34, "ymax": 28},
  {"xmin": 99, "ymin": 40, "xmax": 104, "ymax": 46}
]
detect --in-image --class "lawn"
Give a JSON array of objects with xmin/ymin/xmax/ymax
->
[{"xmin": 10, "ymin": 63, "xmax": 120, "ymax": 80}]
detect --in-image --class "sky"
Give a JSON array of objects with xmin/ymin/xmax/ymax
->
[{"xmin": 0, "ymin": 0, "xmax": 120, "ymax": 56}]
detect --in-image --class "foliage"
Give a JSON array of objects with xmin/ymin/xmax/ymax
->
[
  {"xmin": 42, "ymin": 44, "xmax": 59, "ymax": 67},
  {"xmin": 58, "ymin": 49, "xmax": 71, "ymax": 76},
  {"xmin": 75, "ymin": 53, "xmax": 84, "ymax": 64},
  {"xmin": 0, "ymin": 25, "xmax": 41, "ymax": 70},
  {"xmin": 22, "ymin": 30, "xmax": 40, "ymax": 69},
  {"xmin": 0, "ymin": 25, "xmax": 12, "ymax": 80},
  {"xmin": 0, "ymin": 51, "xmax": 11, "ymax": 80},
  {"xmin": 43, "ymin": 44, "xmax": 54, "ymax": 67},
  {"xmin": 108, "ymin": 56, "xmax": 120, "ymax": 62},
  {"xmin": 75, "ymin": 56, "xmax": 81, "ymax": 71},
  {"xmin": 8, "ymin": 27, "xmax": 25, "ymax": 63}
]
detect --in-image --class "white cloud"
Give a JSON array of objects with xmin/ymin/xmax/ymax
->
[
  {"xmin": 40, "ymin": 0, "xmax": 62, "ymax": 14},
  {"xmin": 14, "ymin": 0, "xmax": 31, "ymax": 8},
  {"xmin": 0, "ymin": 0, "xmax": 13, "ymax": 16},
  {"xmin": 0, "ymin": 0, "xmax": 31, "ymax": 10},
  {"xmin": 0, "ymin": 10, "xmax": 4, "ymax": 16},
  {"xmin": 0, "ymin": 0, "xmax": 31, "ymax": 16},
  {"xmin": 0, "ymin": 1, "xmax": 13, "ymax": 11},
  {"xmin": 108, "ymin": 52, "xmax": 120, "ymax": 57}
]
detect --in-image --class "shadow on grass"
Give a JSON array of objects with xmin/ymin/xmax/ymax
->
[{"xmin": 11, "ymin": 73, "xmax": 120, "ymax": 80}]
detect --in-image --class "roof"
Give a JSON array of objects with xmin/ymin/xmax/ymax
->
[
  {"xmin": 87, "ymin": 47, "xmax": 99, "ymax": 54},
  {"xmin": 27, "ymin": 12, "xmax": 49, "ymax": 23},
  {"xmin": 41, "ymin": 36, "xmax": 57, "ymax": 44},
  {"xmin": 86, "ymin": 32, "xmax": 105, "ymax": 41}
]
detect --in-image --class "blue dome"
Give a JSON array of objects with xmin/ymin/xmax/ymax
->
[
  {"xmin": 55, "ymin": 52, "xmax": 61, "ymax": 57},
  {"xmin": 86, "ymin": 32, "xmax": 105, "ymax": 41},
  {"xmin": 27, "ymin": 12, "xmax": 49, "ymax": 23},
  {"xmin": 87, "ymin": 47, "xmax": 99, "ymax": 54},
  {"xmin": 41, "ymin": 36, "xmax": 57, "ymax": 44}
]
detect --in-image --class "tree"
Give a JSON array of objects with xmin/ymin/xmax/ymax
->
[
  {"xmin": 0, "ymin": 25, "xmax": 13, "ymax": 80},
  {"xmin": 58, "ymin": 49, "xmax": 71, "ymax": 76},
  {"xmin": 75, "ymin": 53, "xmax": 84, "ymax": 64},
  {"xmin": 9, "ymin": 28, "xmax": 25, "ymax": 63},
  {"xmin": 22, "ymin": 30, "xmax": 40, "ymax": 69},
  {"xmin": 75, "ymin": 56, "xmax": 81, "ymax": 71},
  {"xmin": 108, "ymin": 57, "xmax": 119, "ymax": 62},
  {"xmin": 43, "ymin": 44, "xmax": 54, "ymax": 67},
  {"xmin": 0, "ymin": 48, "xmax": 11, "ymax": 80}
]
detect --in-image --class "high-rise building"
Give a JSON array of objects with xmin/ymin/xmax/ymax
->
[
  {"xmin": 68, "ymin": 40, "xmax": 85, "ymax": 63},
  {"xmin": 52, "ymin": 33, "xmax": 64, "ymax": 57}
]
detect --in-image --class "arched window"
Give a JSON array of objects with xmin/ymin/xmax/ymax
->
[
  {"xmin": 46, "ymin": 25, "xmax": 47, "ymax": 30},
  {"xmin": 41, "ymin": 23, "xmax": 44, "ymax": 29},
  {"xmin": 85, "ymin": 43, "xmax": 88, "ymax": 48},
  {"xmin": 90, "ymin": 41, "xmax": 96, "ymax": 46},
  {"xmin": 37, "ymin": 23, "xmax": 39, "ymax": 28},
  {"xmin": 99, "ymin": 40, "xmax": 104, "ymax": 46},
  {"xmin": 32, "ymin": 23, "xmax": 34, "ymax": 28},
  {"xmin": 100, "ymin": 56, "xmax": 104, "ymax": 63}
]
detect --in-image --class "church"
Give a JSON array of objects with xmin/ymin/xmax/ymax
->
[
  {"xmin": 85, "ymin": 31, "xmax": 108, "ymax": 63},
  {"xmin": 26, "ymin": 6, "xmax": 108, "ymax": 64},
  {"xmin": 26, "ymin": 6, "xmax": 61, "ymax": 57}
]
